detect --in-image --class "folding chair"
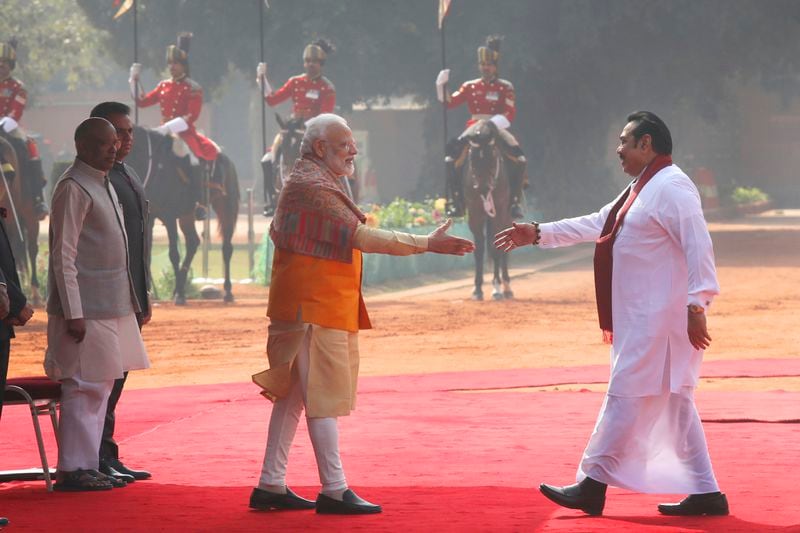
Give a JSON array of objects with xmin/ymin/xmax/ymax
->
[{"xmin": 0, "ymin": 376, "xmax": 61, "ymax": 491}]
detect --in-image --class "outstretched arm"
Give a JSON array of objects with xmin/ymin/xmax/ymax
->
[{"xmin": 354, "ymin": 219, "xmax": 474, "ymax": 256}]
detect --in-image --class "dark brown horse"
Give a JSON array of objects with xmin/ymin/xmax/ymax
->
[
  {"xmin": 0, "ymin": 134, "xmax": 43, "ymax": 305},
  {"xmin": 126, "ymin": 126, "xmax": 240, "ymax": 304},
  {"xmin": 463, "ymin": 119, "xmax": 514, "ymax": 301}
]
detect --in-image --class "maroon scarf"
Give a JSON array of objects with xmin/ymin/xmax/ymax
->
[
  {"xmin": 593, "ymin": 154, "xmax": 673, "ymax": 343},
  {"xmin": 270, "ymin": 156, "xmax": 365, "ymax": 263}
]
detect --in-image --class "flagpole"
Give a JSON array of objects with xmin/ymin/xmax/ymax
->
[
  {"xmin": 133, "ymin": 0, "xmax": 139, "ymax": 125},
  {"xmin": 440, "ymin": 15, "xmax": 450, "ymax": 205},
  {"xmin": 259, "ymin": 0, "xmax": 266, "ymax": 157}
]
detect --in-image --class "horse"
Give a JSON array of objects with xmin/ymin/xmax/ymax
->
[
  {"xmin": 462, "ymin": 119, "xmax": 514, "ymax": 301},
  {"xmin": 263, "ymin": 113, "xmax": 305, "ymax": 214},
  {"xmin": 125, "ymin": 126, "xmax": 240, "ymax": 304},
  {"xmin": 0, "ymin": 134, "xmax": 43, "ymax": 305}
]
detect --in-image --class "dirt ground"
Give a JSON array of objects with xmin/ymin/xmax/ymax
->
[{"xmin": 7, "ymin": 212, "xmax": 800, "ymax": 393}]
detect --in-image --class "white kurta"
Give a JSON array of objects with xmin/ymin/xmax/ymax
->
[
  {"xmin": 539, "ymin": 165, "xmax": 719, "ymax": 396},
  {"xmin": 44, "ymin": 167, "xmax": 149, "ymax": 383},
  {"xmin": 539, "ymin": 164, "xmax": 721, "ymax": 494}
]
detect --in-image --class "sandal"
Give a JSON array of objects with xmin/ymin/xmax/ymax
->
[
  {"xmin": 93, "ymin": 470, "xmax": 128, "ymax": 488},
  {"xmin": 54, "ymin": 469, "xmax": 114, "ymax": 492}
]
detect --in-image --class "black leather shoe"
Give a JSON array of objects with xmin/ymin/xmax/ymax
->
[
  {"xmin": 249, "ymin": 487, "xmax": 315, "ymax": 511},
  {"xmin": 98, "ymin": 462, "xmax": 134, "ymax": 484},
  {"xmin": 315, "ymin": 489, "xmax": 382, "ymax": 515},
  {"xmin": 658, "ymin": 492, "xmax": 729, "ymax": 516},
  {"xmin": 539, "ymin": 477, "xmax": 607, "ymax": 516},
  {"xmin": 105, "ymin": 458, "xmax": 151, "ymax": 481}
]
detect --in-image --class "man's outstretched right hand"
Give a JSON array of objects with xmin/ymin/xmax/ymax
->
[{"xmin": 427, "ymin": 219, "xmax": 475, "ymax": 256}]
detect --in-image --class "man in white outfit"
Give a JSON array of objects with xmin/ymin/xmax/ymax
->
[
  {"xmin": 45, "ymin": 118, "xmax": 150, "ymax": 492},
  {"xmin": 494, "ymin": 111, "xmax": 728, "ymax": 516}
]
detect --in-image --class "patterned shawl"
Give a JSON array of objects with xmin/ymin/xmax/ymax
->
[{"xmin": 270, "ymin": 156, "xmax": 365, "ymax": 263}]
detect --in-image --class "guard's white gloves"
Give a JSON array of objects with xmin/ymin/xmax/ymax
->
[
  {"xmin": 129, "ymin": 63, "xmax": 142, "ymax": 82},
  {"xmin": 435, "ymin": 69, "xmax": 450, "ymax": 103},
  {"xmin": 489, "ymin": 114, "xmax": 511, "ymax": 130},
  {"xmin": 156, "ymin": 116, "xmax": 189, "ymax": 136},
  {"xmin": 256, "ymin": 62, "xmax": 273, "ymax": 96},
  {"xmin": 0, "ymin": 116, "xmax": 18, "ymax": 133},
  {"xmin": 129, "ymin": 63, "xmax": 142, "ymax": 99}
]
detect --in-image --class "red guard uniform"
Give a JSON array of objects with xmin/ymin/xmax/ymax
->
[
  {"xmin": 266, "ymin": 74, "xmax": 335, "ymax": 120},
  {"xmin": 137, "ymin": 76, "xmax": 219, "ymax": 161},
  {"xmin": 448, "ymin": 77, "xmax": 516, "ymax": 128},
  {"xmin": 0, "ymin": 77, "xmax": 26, "ymax": 122}
]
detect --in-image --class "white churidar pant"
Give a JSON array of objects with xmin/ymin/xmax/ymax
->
[
  {"xmin": 57, "ymin": 376, "xmax": 114, "ymax": 471},
  {"xmin": 258, "ymin": 325, "xmax": 347, "ymax": 493}
]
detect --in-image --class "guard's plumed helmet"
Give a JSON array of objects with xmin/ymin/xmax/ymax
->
[
  {"xmin": 0, "ymin": 38, "xmax": 18, "ymax": 70},
  {"xmin": 477, "ymin": 35, "xmax": 502, "ymax": 65},
  {"xmin": 303, "ymin": 38, "xmax": 335, "ymax": 65},
  {"xmin": 166, "ymin": 32, "xmax": 192, "ymax": 65}
]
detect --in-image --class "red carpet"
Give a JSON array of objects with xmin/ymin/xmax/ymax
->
[{"xmin": 1, "ymin": 361, "xmax": 799, "ymax": 531}]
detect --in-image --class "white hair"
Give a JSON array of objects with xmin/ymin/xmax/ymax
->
[{"xmin": 299, "ymin": 113, "xmax": 349, "ymax": 156}]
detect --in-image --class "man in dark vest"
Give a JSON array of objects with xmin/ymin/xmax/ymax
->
[{"xmin": 89, "ymin": 102, "xmax": 152, "ymax": 482}]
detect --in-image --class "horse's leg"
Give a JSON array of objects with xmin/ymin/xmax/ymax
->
[
  {"xmin": 502, "ymin": 248, "xmax": 513, "ymax": 299},
  {"xmin": 489, "ymin": 219, "xmax": 504, "ymax": 300},
  {"xmin": 177, "ymin": 213, "xmax": 201, "ymax": 305},
  {"xmin": 471, "ymin": 221, "xmax": 485, "ymax": 301},
  {"xmin": 26, "ymin": 219, "xmax": 41, "ymax": 306},
  {"xmin": 162, "ymin": 217, "xmax": 183, "ymax": 304},
  {"xmin": 215, "ymin": 192, "xmax": 235, "ymax": 303}
]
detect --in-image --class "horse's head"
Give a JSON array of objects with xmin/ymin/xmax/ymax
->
[
  {"xmin": 464, "ymin": 119, "xmax": 501, "ymax": 187},
  {"xmin": 127, "ymin": 125, "xmax": 189, "ymax": 196},
  {"xmin": 275, "ymin": 113, "xmax": 305, "ymax": 166}
]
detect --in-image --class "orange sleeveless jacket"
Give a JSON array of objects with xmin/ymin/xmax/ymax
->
[{"xmin": 267, "ymin": 247, "xmax": 371, "ymax": 333}]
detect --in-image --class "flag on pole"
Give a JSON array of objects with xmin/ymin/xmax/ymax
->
[
  {"xmin": 113, "ymin": 0, "xmax": 134, "ymax": 19},
  {"xmin": 438, "ymin": 0, "xmax": 452, "ymax": 29}
]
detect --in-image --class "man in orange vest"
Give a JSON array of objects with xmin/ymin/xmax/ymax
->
[{"xmin": 250, "ymin": 114, "xmax": 474, "ymax": 515}]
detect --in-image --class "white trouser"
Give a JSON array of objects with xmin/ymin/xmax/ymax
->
[
  {"xmin": 578, "ymin": 387, "xmax": 720, "ymax": 494},
  {"xmin": 57, "ymin": 376, "xmax": 114, "ymax": 472},
  {"xmin": 259, "ymin": 326, "xmax": 347, "ymax": 492}
]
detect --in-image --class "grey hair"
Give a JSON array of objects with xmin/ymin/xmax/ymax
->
[{"xmin": 299, "ymin": 113, "xmax": 349, "ymax": 155}]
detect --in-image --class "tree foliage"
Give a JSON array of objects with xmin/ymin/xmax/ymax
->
[
  {"xmin": 0, "ymin": 0, "xmax": 112, "ymax": 92},
  {"xmin": 75, "ymin": 0, "xmax": 800, "ymax": 214}
]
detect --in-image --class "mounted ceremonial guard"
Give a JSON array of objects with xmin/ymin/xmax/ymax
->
[
  {"xmin": 436, "ymin": 36, "xmax": 527, "ymax": 219},
  {"xmin": 257, "ymin": 38, "xmax": 337, "ymax": 214},
  {"xmin": 130, "ymin": 32, "xmax": 220, "ymax": 220},
  {"xmin": 0, "ymin": 39, "xmax": 49, "ymax": 219}
]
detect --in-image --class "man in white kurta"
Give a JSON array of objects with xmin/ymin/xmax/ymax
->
[
  {"xmin": 495, "ymin": 111, "xmax": 728, "ymax": 516},
  {"xmin": 45, "ymin": 118, "xmax": 149, "ymax": 492}
]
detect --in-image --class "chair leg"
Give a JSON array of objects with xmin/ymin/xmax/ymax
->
[
  {"xmin": 49, "ymin": 401, "xmax": 60, "ymax": 446},
  {"xmin": 29, "ymin": 402, "xmax": 53, "ymax": 491}
]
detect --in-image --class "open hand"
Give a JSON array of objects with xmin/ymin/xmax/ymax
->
[
  {"xmin": 494, "ymin": 222, "xmax": 539, "ymax": 251},
  {"xmin": 427, "ymin": 219, "xmax": 475, "ymax": 255}
]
